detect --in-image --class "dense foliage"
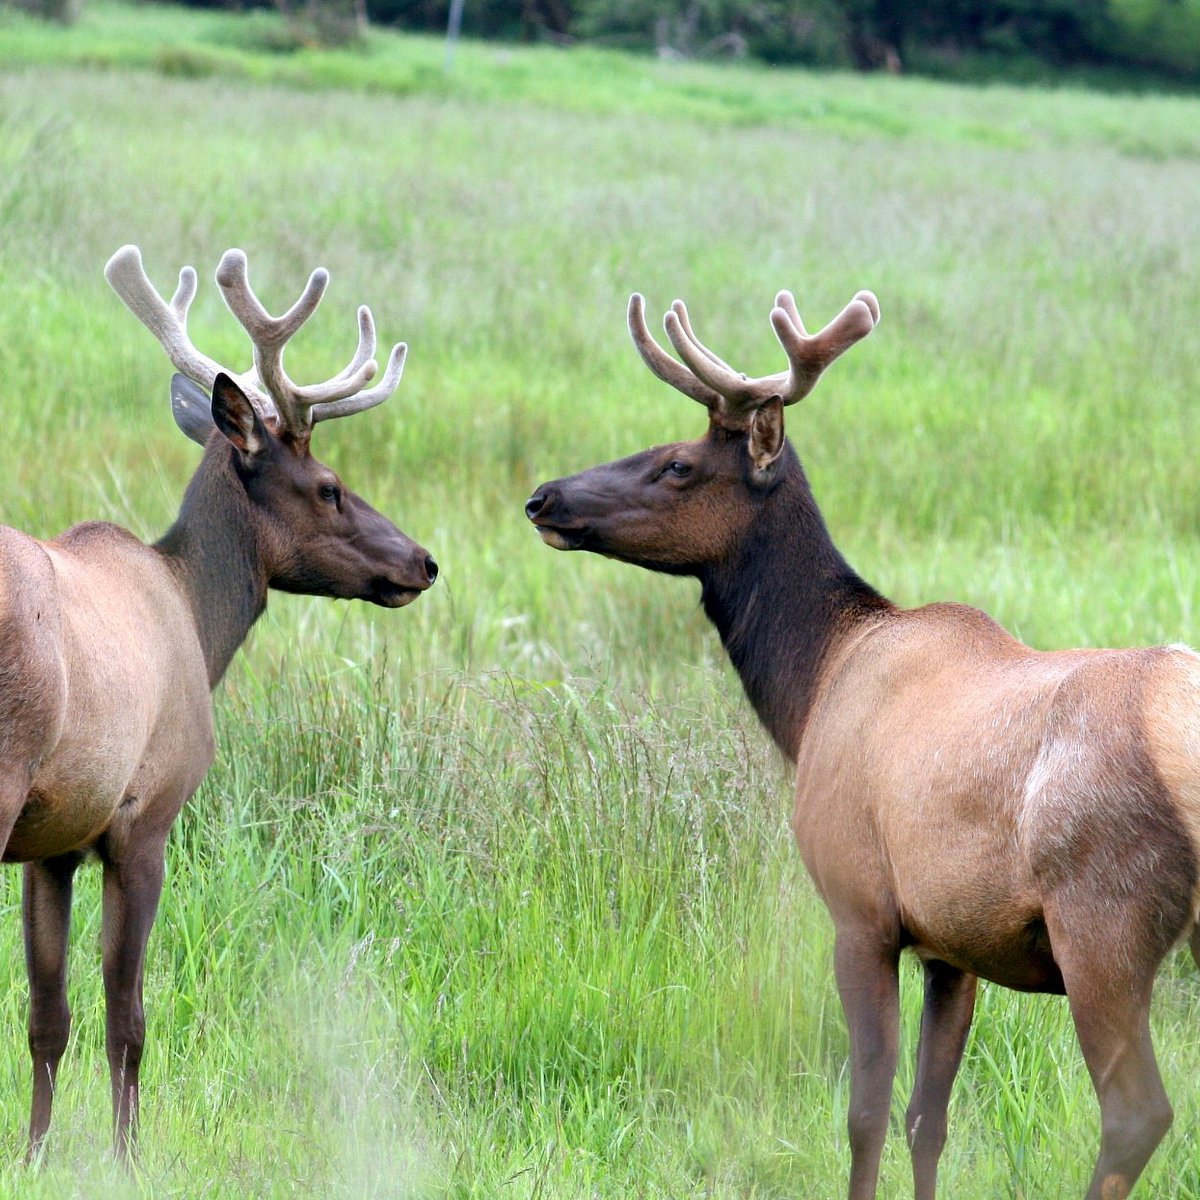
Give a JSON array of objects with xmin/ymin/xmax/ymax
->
[
  {"xmin": 172, "ymin": 0, "xmax": 1200, "ymax": 81},
  {"xmin": 14, "ymin": 0, "xmax": 1200, "ymax": 82}
]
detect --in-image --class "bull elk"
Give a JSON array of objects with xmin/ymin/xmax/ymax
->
[
  {"xmin": 526, "ymin": 287, "xmax": 1198, "ymax": 1199},
  {"xmin": 0, "ymin": 246, "xmax": 437, "ymax": 1161}
]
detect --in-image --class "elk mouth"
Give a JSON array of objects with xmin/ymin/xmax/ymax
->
[
  {"xmin": 367, "ymin": 579, "xmax": 427, "ymax": 608},
  {"xmin": 532, "ymin": 523, "xmax": 589, "ymax": 551},
  {"xmin": 363, "ymin": 550, "xmax": 438, "ymax": 607}
]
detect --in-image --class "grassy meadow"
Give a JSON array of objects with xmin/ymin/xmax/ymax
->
[{"xmin": 2, "ymin": 3, "xmax": 1200, "ymax": 1195}]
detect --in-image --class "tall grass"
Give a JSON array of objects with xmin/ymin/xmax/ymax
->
[{"xmin": 1, "ymin": 7, "xmax": 1200, "ymax": 1195}]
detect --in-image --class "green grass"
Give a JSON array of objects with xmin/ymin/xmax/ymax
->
[{"xmin": 2, "ymin": 4, "xmax": 1200, "ymax": 1196}]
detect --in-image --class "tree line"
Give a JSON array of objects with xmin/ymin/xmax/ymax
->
[
  {"xmin": 18, "ymin": 0, "xmax": 1200, "ymax": 84},
  {"xmin": 323, "ymin": 0, "xmax": 1200, "ymax": 80}
]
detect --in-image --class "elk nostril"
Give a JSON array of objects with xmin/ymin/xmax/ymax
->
[
  {"xmin": 424, "ymin": 556, "xmax": 439, "ymax": 585},
  {"xmin": 525, "ymin": 492, "xmax": 547, "ymax": 519}
]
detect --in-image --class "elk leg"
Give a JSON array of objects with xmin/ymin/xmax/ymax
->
[
  {"xmin": 100, "ymin": 844, "xmax": 166, "ymax": 1162},
  {"xmin": 1048, "ymin": 911, "xmax": 1172, "ymax": 1200},
  {"xmin": 23, "ymin": 853, "xmax": 83, "ymax": 1163},
  {"xmin": 1073, "ymin": 991, "xmax": 1168, "ymax": 1200},
  {"xmin": 905, "ymin": 960, "xmax": 977, "ymax": 1200},
  {"xmin": 834, "ymin": 929, "xmax": 901, "ymax": 1200}
]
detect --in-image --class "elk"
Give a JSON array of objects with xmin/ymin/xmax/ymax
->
[
  {"xmin": 525, "ymin": 287, "xmax": 1200, "ymax": 1199},
  {"xmin": 0, "ymin": 246, "xmax": 437, "ymax": 1162}
]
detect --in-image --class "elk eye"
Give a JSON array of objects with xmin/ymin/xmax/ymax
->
[
  {"xmin": 668, "ymin": 461, "xmax": 691, "ymax": 477},
  {"xmin": 318, "ymin": 483, "xmax": 340, "ymax": 504}
]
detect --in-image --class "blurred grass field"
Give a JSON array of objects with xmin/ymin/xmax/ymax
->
[{"xmin": 2, "ymin": 4, "xmax": 1200, "ymax": 1195}]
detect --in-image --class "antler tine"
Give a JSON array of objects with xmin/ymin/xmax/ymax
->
[
  {"xmin": 170, "ymin": 263, "xmax": 198, "ymax": 319},
  {"xmin": 669, "ymin": 299, "xmax": 738, "ymax": 374},
  {"xmin": 215, "ymin": 248, "xmax": 328, "ymax": 349},
  {"xmin": 312, "ymin": 337, "xmax": 407, "ymax": 423},
  {"xmin": 215, "ymin": 249, "xmax": 392, "ymax": 433},
  {"xmin": 627, "ymin": 294, "xmax": 722, "ymax": 409},
  {"xmin": 769, "ymin": 290, "xmax": 879, "ymax": 405},
  {"xmin": 105, "ymin": 245, "xmax": 272, "ymax": 411},
  {"xmin": 327, "ymin": 306, "xmax": 377, "ymax": 384},
  {"xmin": 854, "ymin": 289, "xmax": 881, "ymax": 324},
  {"xmin": 284, "ymin": 303, "xmax": 381, "ymax": 408},
  {"xmin": 663, "ymin": 303, "xmax": 767, "ymax": 401},
  {"xmin": 773, "ymin": 289, "xmax": 806, "ymax": 335}
]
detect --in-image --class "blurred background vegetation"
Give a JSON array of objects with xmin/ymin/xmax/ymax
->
[{"xmin": 7, "ymin": 0, "xmax": 1200, "ymax": 88}]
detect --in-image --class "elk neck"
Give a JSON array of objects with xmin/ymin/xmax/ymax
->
[
  {"xmin": 698, "ymin": 443, "xmax": 893, "ymax": 761},
  {"xmin": 153, "ymin": 440, "xmax": 271, "ymax": 688}
]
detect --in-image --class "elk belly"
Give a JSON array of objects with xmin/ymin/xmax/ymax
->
[
  {"xmin": 900, "ymin": 886, "xmax": 1063, "ymax": 993},
  {"xmin": 5, "ymin": 778, "xmax": 125, "ymax": 861},
  {"xmin": 5, "ymin": 707, "xmax": 153, "ymax": 861}
]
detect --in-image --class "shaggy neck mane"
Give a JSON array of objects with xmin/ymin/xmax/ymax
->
[
  {"xmin": 699, "ymin": 444, "xmax": 892, "ymax": 761},
  {"xmin": 153, "ymin": 441, "xmax": 270, "ymax": 688}
]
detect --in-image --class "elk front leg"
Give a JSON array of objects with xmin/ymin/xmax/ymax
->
[
  {"xmin": 905, "ymin": 960, "xmax": 977, "ymax": 1200},
  {"xmin": 23, "ymin": 853, "xmax": 83, "ymax": 1163},
  {"xmin": 100, "ymin": 844, "xmax": 166, "ymax": 1162},
  {"xmin": 834, "ymin": 928, "xmax": 901, "ymax": 1200}
]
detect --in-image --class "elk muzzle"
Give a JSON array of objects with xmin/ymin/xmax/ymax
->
[
  {"xmin": 366, "ymin": 535, "xmax": 438, "ymax": 608},
  {"xmin": 525, "ymin": 483, "xmax": 593, "ymax": 551}
]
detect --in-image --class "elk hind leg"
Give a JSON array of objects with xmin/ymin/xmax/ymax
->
[
  {"xmin": 906, "ymin": 960, "xmax": 977, "ymax": 1200},
  {"xmin": 23, "ymin": 853, "xmax": 82, "ymax": 1163},
  {"xmin": 1048, "ymin": 906, "xmax": 1173, "ymax": 1200}
]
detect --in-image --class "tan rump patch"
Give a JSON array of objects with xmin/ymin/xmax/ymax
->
[{"xmin": 1142, "ymin": 649, "xmax": 1200, "ymax": 926}]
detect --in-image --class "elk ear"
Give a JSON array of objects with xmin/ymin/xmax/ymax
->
[
  {"xmin": 170, "ymin": 374, "xmax": 216, "ymax": 446},
  {"xmin": 748, "ymin": 396, "xmax": 786, "ymax": 472},
  {"xmin": 210, "ymin": 372, "xmax": 269, "ymax": 458}
]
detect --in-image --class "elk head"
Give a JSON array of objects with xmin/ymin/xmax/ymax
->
[
  {"xmin": 525, "ymin": 288, "xmax": 879, "ymax": 574},
  {"xmin": 106, "ymin": 246, "xmax": 437, "ymax": 607}
]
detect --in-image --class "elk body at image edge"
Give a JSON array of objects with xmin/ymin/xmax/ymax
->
[
  {"xmin": 0, "ymin": 246, "xmax": 437, "ymax": 1161},
  {"xmin": 526, "ymin": 286, "xmax": 1200, "ymax": 1200}
]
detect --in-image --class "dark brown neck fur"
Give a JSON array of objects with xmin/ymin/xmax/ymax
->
[
  {"xmin": 699, "ymin": 443, "xmax": 891, "ymax": 761},
  {"xmin": 153, "ymin": 441, "xmax": 269, "ymax": 688}
]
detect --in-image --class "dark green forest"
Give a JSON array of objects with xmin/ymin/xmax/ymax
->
[
  {"xmin": 12, "ymin": 0, "xmax": 1200, "ymax": 88},
  {"xmin": 194, "ymin": 0, "xmax": 1200, "ymax": 82},
  {"xmin": 405, "ymin": 0, "xmax": 1200, "ymax": 77}
]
